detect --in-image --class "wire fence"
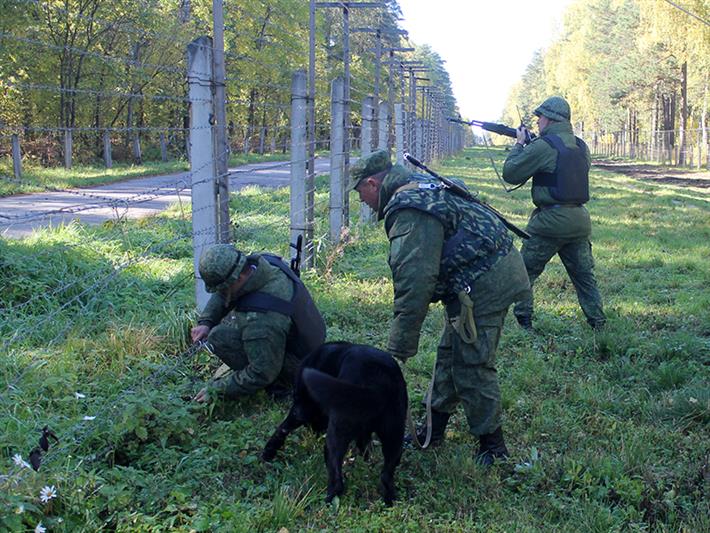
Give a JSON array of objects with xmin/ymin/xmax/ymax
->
[
  {"xmin": 583, "ymin": 127, "xmax": 710, "ymax": 169},
  {"xmin": 0, "ymin": 1, "xmax": 466, "ymax": 516}
]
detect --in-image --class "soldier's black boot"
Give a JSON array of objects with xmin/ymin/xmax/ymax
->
[
  {"xmin": 516, "ymin": 315, "xmax": 532, "ymax": 330},
  {"xmin": 404, "ymin": 409, "xmax": 450, "ymax": 448},
  {"xmin": 475, "ymin": 427, "xmax": 509, "ymax": 466}
]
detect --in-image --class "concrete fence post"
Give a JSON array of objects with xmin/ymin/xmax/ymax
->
[
  {"xmin": 188, "ymin": 35, "xmax": 218, "ymax": 311},
  {"xmin": 290, "ymin": 70, "xmax": 309, "ymax": 266},
  {"xmin": 132, "ymin": 131, "xmax": 142, "ymax": 164},
  {"xmin": 160, "ymin": 132, "xmax": 168, "ymax": 162},
  {"xmin": 360, "ymin": 96, "xmax": 375, "ymax": 224},
  {"xmin": 11, "ymin": 134, "xmax": 21, "ymax": 179},
  {"xmin": 395, "ymin": 103, "xmax": 404, "ymax": 165},
  {"xmin": 377, "ymin": 101, "xmax": 388, "ymax": 151},
  {"xmin": 64, "ymin": 129, "xmax": 72, "ymax": 169},
  {"xmin": 329, "ymin": 77, "xmax": 345, "ymax": 243},
  {"xmin": 103, "ymin": 131, "xmax": 113, "ymax": 168}
]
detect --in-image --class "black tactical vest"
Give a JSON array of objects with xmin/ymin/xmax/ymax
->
[
  {"xmin": 383, "ymin": 174, "xmax": 513, "ymax": 302},
  {"xmin": 532, "ymin": 134, "xmax": 590, "ymax": 204},
  {"xmin": 233, "ymin": 254, "xmax": 326, "ymax": 359}
]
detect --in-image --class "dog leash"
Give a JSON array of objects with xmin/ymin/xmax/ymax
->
[{"xmin": 405, "ymin": 362, "xmax": 436, "ymax": 449}]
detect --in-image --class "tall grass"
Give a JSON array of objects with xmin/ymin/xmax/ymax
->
[{"xmin": 1, "ymin": 147, "xmax": 708, "ymax": 531}]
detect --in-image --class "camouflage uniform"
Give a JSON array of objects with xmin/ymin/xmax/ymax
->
[
  {"xmin": 502, "ymin": 97, "xmax": 606, "ymax": 329},
  {"xmin": 198, "ymin": 251, "xmax": 301, "ymax": 398},
  {"xmin": 353, "ymin": 155, "xmax": 530, "ymax": 437}
]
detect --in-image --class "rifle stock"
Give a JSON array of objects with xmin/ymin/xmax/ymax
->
[{"xmin": 403, "ymin": 153, "xmax": 530, "ymax": 240}]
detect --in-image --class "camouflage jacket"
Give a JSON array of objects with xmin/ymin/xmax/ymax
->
[
  {"xmin": 377, "ymin": 165, "xmax": 515, "ymax": 359},
  {"xmin": 198, "ymin": 255, "xmax": 299, "ymax": 397},
  {"xmin": 501, "ymin": 120, "xmax": 592, "ymax": 239}
]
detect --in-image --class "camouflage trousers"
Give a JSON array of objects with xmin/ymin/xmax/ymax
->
[
  {"xmin": 430, "ymin": 306, "xmax": 508, "ymax": 436},
  {"xmin": 513, "ymin": 235, "xmax": 605, "ymax": 327},
  {"xmin": 207, "ymin": 324, "xmax": 297, "ymax": 395}
]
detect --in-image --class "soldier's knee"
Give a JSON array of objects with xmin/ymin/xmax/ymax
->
[{"xmin": 207, "ymin": 325, "xmax": 242, "ymax": 360}]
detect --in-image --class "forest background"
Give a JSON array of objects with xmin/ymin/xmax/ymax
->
[
  {"xmin": 499, "ymin": 0, "xmax": 709, "ymax": 167},
  {"xmin": 1, "ymin": 0, "xmax": 708, "ymax": 531}
]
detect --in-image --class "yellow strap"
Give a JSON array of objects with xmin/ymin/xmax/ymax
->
[
  {"xmin": 456, "ymin": 291, "xmax": 477, "ymax": 344},
  {"xmin": 212, "ymin": 363, "xmax": 231, "ymax": 380}
]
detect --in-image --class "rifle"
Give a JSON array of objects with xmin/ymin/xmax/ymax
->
[
  {"xmin": 289, "ymin": 234, "xmax": 303, "ymax": 277},
  {"xmin": 448, "ymin": 117, "xmax": 536, "ymax": 145},
  {"xmin": 403, "ymin": 152, "xmax": 530, "ymax": 240}
]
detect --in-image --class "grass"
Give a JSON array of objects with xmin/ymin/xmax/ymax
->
[
  {"xmin": 1, "ymin": 146, "xmax": 708, "ymax": 531},
  {"xmin": 0, "ymin": 152, "xmax": 292, "ymax": 197}
]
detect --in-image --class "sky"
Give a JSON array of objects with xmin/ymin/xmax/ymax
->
[{"xmin": 397, "ymin": 0, "xmax": 573, "ymax": 121}]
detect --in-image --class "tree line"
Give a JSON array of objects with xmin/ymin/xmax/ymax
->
[
  {"xmin": 0, "ymin": 0, "xmax": 459, "ymax": 166},
  {"xmin": 500, "ymin": 0, "xmax": 709, "ymax": 165}
]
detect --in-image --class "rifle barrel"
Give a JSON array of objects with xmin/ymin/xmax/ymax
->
[{"xmin": 477, "ymin": 121, "xmax": 517, "ymax": 139}]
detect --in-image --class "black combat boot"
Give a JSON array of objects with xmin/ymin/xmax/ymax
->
[
  {"xmin": 475, "ymin": 426, "xmax": 509, "ymax": 466},
  {"xmin": 516, "ymin": 315, "xmax": 532, "ymax": 330},
  {"xmin": 404, "ymin": 409, "xmax": 450, "ymax": 448}
]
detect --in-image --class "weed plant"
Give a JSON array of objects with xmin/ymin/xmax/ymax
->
[{"xmin": 1, "ymin": 147, "xmax": 708, "ymax": 531}]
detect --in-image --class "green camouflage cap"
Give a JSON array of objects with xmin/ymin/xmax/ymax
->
[
  {"xmin": 534, "ymin": 96, "xmax": 571, "ymax": 122},
  {"xmin": 349, "ymin": 149, "xmax": 392, "ymax": 190},
  {"xmin": 198, "ymin": 244, "xmax": 247, "ymax": 293}
]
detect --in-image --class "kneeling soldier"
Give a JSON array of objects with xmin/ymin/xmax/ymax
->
[{"xmin": 191, "ymin": 244, "xmax": 325, "ymax": 402}]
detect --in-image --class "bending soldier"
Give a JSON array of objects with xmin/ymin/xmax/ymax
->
[
  {"xmin": 191, "ymin": 244, "xmax": 325, "ymax": 402},
  {"xmin": 351, "ymin": 150, "xmax": 530, "ymax": 465},
  {"xmin": 502, "ymin": 96, "xmax": 606, "ymax": 330}
]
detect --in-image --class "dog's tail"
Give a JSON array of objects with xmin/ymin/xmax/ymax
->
[{"xmin": 302, "ymin": 368, "xmax": 384, "ymax": 417}]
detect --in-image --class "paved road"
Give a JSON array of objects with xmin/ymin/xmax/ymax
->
[{"xmin": 0, "ymin": 158, "xmax": 331, "ymax": 238}]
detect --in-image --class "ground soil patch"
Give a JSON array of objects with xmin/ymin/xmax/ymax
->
[{"xmin": 593, "ymin": 161, "xmax": 710, "ymax": 188}]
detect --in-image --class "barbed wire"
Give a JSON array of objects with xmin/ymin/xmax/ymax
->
[
  {"xmin": 1, "ymin": 156, "xmax": 339, "ymax": 324},
  {"xmin": 1, "ymin": 166, "xmax": 350, "ymax": 485},
  {"xmin": 2, "ymin": 336, "xmax": 211, "ymax": 483},
  {"xmin": 226, "ymin": 99, "xmax": 291, "ymax": 110},
  {"xmin": 0, "ymin": 125, "xmax": 208, "ymax": 134},
  {"xmin": 1, "ymin": 226, "xmax": 213, "ymax": 351},
  {"xmin": 2, "ymin": 181, "xmax": 335, "ymax": 360},
  {"xmin": 4, "ymin": 81, "xmax": 198, "ymax": 104},
  {"xmin": 0, "ymin": 31, "xmax": 196, "ymax": 76},
  {"xmin": 0, "ymin": 148, "xmax": 220, "ymax": 221}
]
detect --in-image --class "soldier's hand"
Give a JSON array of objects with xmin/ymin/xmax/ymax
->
[
  {"xmin": 516, "ymin": 126, "xmax": 529, "ymax": 145},
  {"xmin": 191, "ymin": 325, "xmax": 211, "ymax": 343},
  {"xmin": 193, "ymin": 387, "xmax": 209, "ymax": 403}
]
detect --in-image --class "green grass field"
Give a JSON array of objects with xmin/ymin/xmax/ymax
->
[{"xmin": 1, "ymin": 147, "xmax": 708, "ymax": 532}]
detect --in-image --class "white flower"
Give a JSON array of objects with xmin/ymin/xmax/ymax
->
[
  {"xmin": 15, "ymin": 504, "xmax": 24, "ymax": 514},
  {"xmin": 12, "ymin": 454, "xmax": 31, "ymax": 469},
  {"xmin": 75, "ymin": 392, "xmax": 86, "ymax": 399},
  {"xmin": 689, "ymin": 397, "xmax": 698, "ymax": 404},
  {"xmin": 35, "ymin": 523, "xmax": 46, "ymax": 533},
  {"xmin": 83, "ymin": 415, "xmax": 96, "ymax": 421},
  {"xmin": 39, "ymin": 485, "xmax": 57, "ymax": 503}
]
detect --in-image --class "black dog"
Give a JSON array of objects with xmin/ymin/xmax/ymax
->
[{"xmin": 262, "ymin": 342, "xmax": 408, "ymax": 506}]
